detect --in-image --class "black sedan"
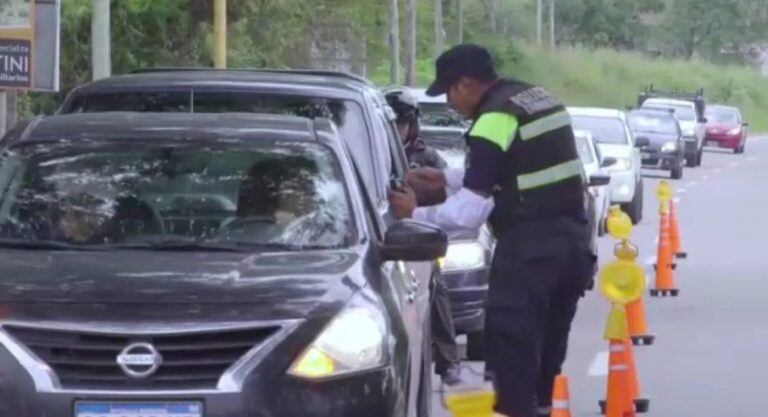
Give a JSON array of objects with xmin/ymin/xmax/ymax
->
[
  {"xmin": 628, "ymin": 108, "xmax": 685, "ymax": 179},
  {"xmin": 0, "ymin": 112, "xmax": 445, "ymax": 417}
]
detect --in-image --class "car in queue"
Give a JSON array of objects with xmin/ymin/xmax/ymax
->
[
  {"xmin": 0, "ymin": 112, "xmax": 445, "ymax": 417},
  {"xmin": 705, "ymin": 104, "xmax": 748, "ymax": 154},
  {"xmin": 569, "ymin": 107, "xmax": 646, "ymax": 224},
  {"xmin": 413, "ymin": 88, "xmax": 469, "ymax": 129},
  {"xmin": 627, "ymin": 108, "xmax": 685, "ymax": 179},
  {"xmin": 574, "ymin": 129, "xmax": 613, "ymax": 236}
]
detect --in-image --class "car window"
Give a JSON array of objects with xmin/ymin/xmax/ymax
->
[
  {"xmin": 66, "ymin": 91, "xmax": 192, "ymax": 112},
  {"xmin": 643, "ymin": 102, "xmax": 695, "ymax": 120},
  {"xmin": 705, "ymin": 108, "xmax": 740, "ymax": 124},
  {"xmin": 571, "ymin": 116, "xmax": 630, "ymax": 145},
  {"xmin": 0, "ymin": 140, "xmax": 354, "ymax": 250},
  {"xmin": 419, "ymin": 102, "xmax": 466, "ymax": 128},
  {"xmin": 574, "ymin": 134, "xmax": 595, "ymax": 164},
  {"xmin": 64, "ymin": 90, "xmax": 380, "ymax": 204},
  {"xmin": 628, "ymin": 114, "xmax": 679, "ymax": 135}
]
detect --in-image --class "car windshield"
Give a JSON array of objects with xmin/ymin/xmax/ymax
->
[
  {"xmin": 0, "ymin": 140, "xmax": 353, "ymax": 250},
  {"xmin": 645, "ymin": 103, "xmax": 696, "ymax": 121},
  {"xmin": 574, "ymin": 134, "xmax": 595, "ymax": 164},
  {"xmin": 706, "ymin": 108, "xmax": 740, "ymax": 124},
  {"xmin": 628, "ymin": 114, "xmax": 679, "ymax": 135},
  {"xmin": 570, "ymin": 116, "xmax": 629, "ymax": 144},
  {"xmin": 418, "ymin": 102, "xmax": 467, "ymax": 127}
]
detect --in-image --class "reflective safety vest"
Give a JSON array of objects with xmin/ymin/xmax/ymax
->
[{"xmin": 467, "ymin": 79, "xmax": 587, "ymax": 232}]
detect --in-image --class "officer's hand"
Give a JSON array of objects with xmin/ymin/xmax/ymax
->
[
  {"xmin": 407, "ymin": 168, "xmax": 446, "ymax": 195},
  {"xmin": 387, "ymin": 186, "xmax": 417, "ymax": 219}
]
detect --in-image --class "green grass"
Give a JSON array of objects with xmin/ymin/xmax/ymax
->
[{"xmin": 373, "ymin": 44, "xmax": 768, "ymax": 131}]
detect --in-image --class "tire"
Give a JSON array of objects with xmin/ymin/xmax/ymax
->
[
  {"xmin": 417, "ymin": 311, "xmax": 433, "ymax": 417},
  {"xmin": 621, "ymin": 179, "xmax": 643, "ymax": 224},
  {"xmin": 686, "ymin": 153, "xmax": 696, "ymax": 168},
  {"xmin": 695, "ymin": 147, "xmax": 704, "ymax": 167},
  {"xmin": 736, "ymin": 143, "xmax": 745, "ymax": 154},
  {"xmin": 671, "ymin": 164, "xmax": 683, "ymax": 180},
  {"xmin": 466, "ymin": 330, "xmax": 485, "ymax": 361}
]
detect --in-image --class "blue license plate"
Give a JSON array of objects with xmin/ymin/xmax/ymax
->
[{"xmin": 75, "ymin": 402, "xmax": 203, "ymax": 417}]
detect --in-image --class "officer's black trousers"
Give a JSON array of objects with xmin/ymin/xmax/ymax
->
[
  {"xmin": 484, "ymin": 229, "xmax": 594, "ymax": 417},
  {"xmin": 431, "ymin": 268, "xmax": 460, "ymax": 375}
]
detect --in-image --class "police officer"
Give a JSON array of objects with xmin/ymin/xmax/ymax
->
[
  {"xmin": 387, "ymin": 44, "xmax": 595, "ymax": 417},
  {"xmin": 385, "ymin": 87, "xmax": 462, "ymax": 386}
]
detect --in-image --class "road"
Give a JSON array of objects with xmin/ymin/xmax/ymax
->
[{"xmin": 432, "ymin": 136, "xmax": 768, "ymax": 417}]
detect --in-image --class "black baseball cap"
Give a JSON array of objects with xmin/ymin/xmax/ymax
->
[{"xmin": 425, "ymin": 44, "xmax": 497, "ymax": 97}]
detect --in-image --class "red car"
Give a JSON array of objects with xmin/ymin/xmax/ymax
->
[{"xmin": 705, "ymin": 105, "xmax": 748, "ymax": 153}]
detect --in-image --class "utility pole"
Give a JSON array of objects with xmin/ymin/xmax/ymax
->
[
  {"xmin": 549, "ymin": 0, "xmax": 555, "ymax": 49},
  {"xmin": 388, "ymin": 0, "xmax": 400, "ymax": 84},
  {"xmin": 536, "ymin": 0, "xmax": 543, "ymax": 45},
  {"xmin": 405, "ymin": 0, "xmax": 417, "ymax": 86},
  {"xmin": 435, "ymin": 0, "xmax": 445, "ymax": 59},
  {"xmin": 456, "ymin": 0, "xmax": 464, "ymax": 44},
  {"xmin": 213, "ymin": 0, "xmax": 227, "ymax": 68},
  {"xmin": 91, "ymin": 0, "xmax": 111, "ymax": 80}
]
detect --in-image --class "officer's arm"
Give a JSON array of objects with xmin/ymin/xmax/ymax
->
[{"xmin": 413, "ymin": 112, "xmax": 518, "ymax": 230}]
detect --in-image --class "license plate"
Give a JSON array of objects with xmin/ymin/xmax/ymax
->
[
  {"xmin": 706, "ymin": 141, "xmax": 719, "ymax": 148},
  {"xmin": 641, "ymin": 153, "xmax": 652, "ymax": 159},
  {"xmin": 75, "ymin": 402, "xmax": 202, "ymax": 417}
]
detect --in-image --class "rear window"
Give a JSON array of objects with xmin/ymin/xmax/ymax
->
[
  {"xmin": 643, "ymin": 101, "xmax": 695, "ymax": 120},
  {"xmin": 705, "ymin": 108, "xmax": 740, "ymax": 124},
  {"xmin": 628, "ymin": 113, "xmax": 679, "ymax": 135},
  {"xmin": 570, "ymin": 116, "xmax": 629, "ymax": 145},
  {"xmin": 574, "ymin": 134, "xmax": 595, "ymax": 164},
  {"xmin": 418, "ymin": 102, "xmax": 467, "ymax": 128}
]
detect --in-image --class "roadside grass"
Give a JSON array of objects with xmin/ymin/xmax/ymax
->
[{"xmin": 372, "ymin": 44, "xmax": 768, "ymax": 131}]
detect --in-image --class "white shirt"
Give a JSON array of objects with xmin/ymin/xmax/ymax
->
[{"xmin": 413, "ymin": 168, "xmax": 495, "ymax": 232}]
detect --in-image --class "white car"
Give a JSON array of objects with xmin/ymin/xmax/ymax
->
[
  {"xmin": 413, "ymin": 88, "xmax": 469, "ymax": 129},
  {"xmin": 569, "ymin": 107, "xmax": 646, "ymax": 224},
  {"xmin": 640, "ymin": 97, "xmax": 706, "ymax": 167},
  {"xmin": 574, "ymin": 129, "xmax": 613, "ymax": 236}
]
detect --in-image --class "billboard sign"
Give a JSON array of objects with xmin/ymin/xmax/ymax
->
[{"xmin": 0, "ymin": 0, "xmax": 58, "ymax": 91}]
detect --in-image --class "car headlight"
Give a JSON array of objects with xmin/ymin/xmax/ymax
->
[
  {"xmin": 728, "ymin": 127, "xmax": 741, "ymax": 135},
  {"xmin": 289, "ymin": 295, "xmax": 388, "ymax": 379},
  {"xmin": 661, "ymin": 142, "xmax": 677, "ymax": 152},
  {"xmin": 441, "ymin": 241, "xmax": 488, "ymax": 272},
  {"xmin": 607, "ymin": 157, "xmax": 632, "ymax": 172}
]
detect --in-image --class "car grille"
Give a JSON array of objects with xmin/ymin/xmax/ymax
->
[{"xmin": 4, "ymin": 325, "xmax": 280, "ymax": 390}]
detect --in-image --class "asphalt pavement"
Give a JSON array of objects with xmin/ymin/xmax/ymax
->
[{"xmin": 432, "ymin": 135, "xmax": 768, "ymax": 417}]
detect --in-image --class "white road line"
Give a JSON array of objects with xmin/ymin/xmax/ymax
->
[
  {"xmin": 678, "ymin": 188, "xmax": 687, "ymax": 194},
  {"xmin": 714, "ymin": 168, "xmax": 723, "ymax": 173},
  {"xmin": 588, "ymin": 351, "xmax": 609, "ymax": 376},
  {"xmin": 730, "ymin": 162, "xmax": 739, "ymax": 167},
  {"xmin": 701, "ymin": 175, "xmax": 710, "ymax": 181},
  {"xmin": 673, "ymin": 197, "xmax": 681, "ymax": 203},
  {"xmin": 748, "ymin": 157, "xmax": 757, "ymax": 162},
  {"xmin": 687, "ymin": 181, "xmax": 698, "ymax": 187},
  {"xmin": 644, "ymin": 256, "xmax": 656, "ymax": 265}
]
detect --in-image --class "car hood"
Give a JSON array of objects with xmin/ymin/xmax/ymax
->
[
  {"xmin": 596, "ymin": 143, "xmax": 633, "ymax": 159},
  {"xmin": 0, "ymin": 249, "xmax": 364, "ymax": 320}
]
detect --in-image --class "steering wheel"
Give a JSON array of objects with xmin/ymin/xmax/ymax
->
[{"xmin": 216, "ymin": 216, "xmax": 277, "ymax": 239}]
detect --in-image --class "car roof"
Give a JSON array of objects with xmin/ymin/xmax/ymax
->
[
  {"xmin": 65, "ymin": 69, "xmax": 374, "ymax": 101},
  {"xmin": 567, "ymin": 107, "xmax": 626, "ymax": 119},
  {"xmin": 629, "ymin": 108, "xmax": 677, "ymax": 118},
  {"xmin": 14, "ymin": 112, "xmax": 334, "ymax": 145},
  {"xmin": 641, "ymin": 97, "xmax": 694, "ymax": 107}
]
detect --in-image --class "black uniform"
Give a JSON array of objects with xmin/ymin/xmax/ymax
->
[
  {"xmin": 405, "ymin": 140, "xmax": 459, "ymax": 377},
  {"xmin": 462, "ymin": 79, "xmax": 595, "ymax": 417}
]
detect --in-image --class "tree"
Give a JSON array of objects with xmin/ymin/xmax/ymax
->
[
  {"xmin": 434, "ymin": 0, "xmax": 445, "ymax": 59},
  {"xmin": 405, "ymin": 0, "xmax": 417, "ymax": 85},
  {"xmin": 388, "ymin": 0, "xmax": 400, "ymax": 84}
]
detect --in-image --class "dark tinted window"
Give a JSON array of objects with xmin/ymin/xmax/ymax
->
[
  {"xmin": 419, "ymin": 102, "xmax": 467, "ymax": 128},
  {"xmin": 628, "ymin": 113, "xmax": 679, "ymax": 135},
  {"xmin": 67, "ymin": 92, "xmax": 191, "ymax": 112},
  {"xmin": 571, "ymin": 116, "xmax": 629, "ymax": 144},
  {"xmin": 0, "ymin": 140, "xmax": 353, "ymax": 250}
]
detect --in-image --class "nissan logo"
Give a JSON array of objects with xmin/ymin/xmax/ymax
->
[{"xmin": 116, "ymin": 343, "xmax": 163, "ymax": 379}]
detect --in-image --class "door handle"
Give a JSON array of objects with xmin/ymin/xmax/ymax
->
[{"xmin": 411, "ymin": 277, "xmax": 419, "ymax": 291}]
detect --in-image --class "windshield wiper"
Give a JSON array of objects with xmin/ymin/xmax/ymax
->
[{"xmin": 0, "ymin": 238, "xmax": 106, "ymax": 251}]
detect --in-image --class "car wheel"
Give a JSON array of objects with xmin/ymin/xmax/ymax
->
[
  {"xmin": 466, "ymin": 330, "xmax": 485, "ymax": 361},
  {"xmin": 416, "ymin": 310, "xmax": 433, "ymax": 417},
  {"xmin": 686, "ymin": 153, "xmax": 696, "ymax": 168},
  {"xmin": 671, "ymin": 164, "xmax": 683, "ymax": 180},
  {"xmin": 736, "ymin": 144, "xmax": 745, "ymax": 154},
  {"xmin": 695, "ymin": 147, "xmax": 704, "ymax": 166},
  {"xmin": 622, "ymin": 179, "xmax": 643, "ymax": 224}
]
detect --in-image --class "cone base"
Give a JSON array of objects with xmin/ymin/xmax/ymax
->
[
  {"xmin": 630, "ymin": 334, "xmax": 655, "ymax": 346},
  {"xmin": 650, "ymin": 288, "xmax": 679, "ymax": 297},
  {"xmin": 598, "ymin": 398, "xmax": 651, "ymax": 414},
  {"xmin": 675, "ymin": 252, "xmax": 688, "ymax": 259}
]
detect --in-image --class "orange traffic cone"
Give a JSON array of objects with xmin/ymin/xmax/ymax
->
[
  {"xmin": 624, "ymin": 339, "xmax": 650, "ymax": 413},
  {"xmin": 650, "ymin": 206, "xmax": 679, "ymax": 297},
  {"xmin": 551, "ymin": 375, "xmax": 572, "ymax": 417},
  {"xmin": 604, "ymin": 339, "xmax": 635, "ymax": 417},
  {"xmin": 669, "ymin": 200, "xmax": 687, "ymax": 259},
  {"xmin": 626, "ymin": 297, "xmax": 654, "ymax": 345}
]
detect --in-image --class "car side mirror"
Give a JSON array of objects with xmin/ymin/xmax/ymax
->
[
  {"xmin": 743, "ymin": 122, "xmax": 749, "ymax": 127},
  {"xmin": 589, "ymin": 173, "xmax": 611, "ymax": 187},
  {"xmin": 601, "ymin": 157, "xmax": 617, "ymax": 168},
  {"xmin": 381, "ymin": 220, "xmax": 448, "ymax": 261},
  {"xmin": 635, "ymin": 137, "xmax": 651, "ymax": 148}
]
